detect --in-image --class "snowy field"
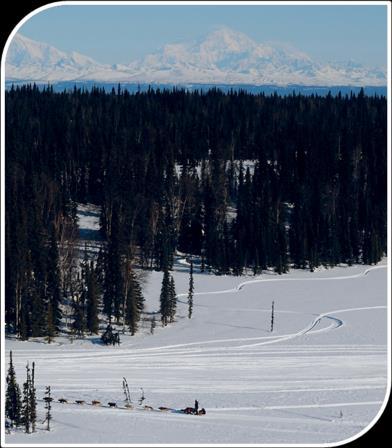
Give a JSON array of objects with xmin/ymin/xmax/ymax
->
[
  {"xmin": 5, "ymin": 261, "xmax": 388, "ymax": 445},
  {"xmin": 4, "ymin": 206, "xmax": 389, "ymax": 445}
]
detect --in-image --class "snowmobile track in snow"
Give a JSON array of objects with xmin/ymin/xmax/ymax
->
[
  {"xmin": 163, "ymin": 263, "xmax": 387, "ymax": 350},
  {"xmin": 176, "ymin": 263, "xmax": 386, "ymax": 300}
]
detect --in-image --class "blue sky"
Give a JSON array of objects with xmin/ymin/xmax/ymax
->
[{"xmin": 17, "ymin": 4, "xmax": 388, "ymax": 67}]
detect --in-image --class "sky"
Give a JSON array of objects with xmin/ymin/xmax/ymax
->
[{"xmin": 17, "ymin": 3, "xmax": 388, "ymax": 67}]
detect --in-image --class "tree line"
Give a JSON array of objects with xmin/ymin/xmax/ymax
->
[{"xmin": 5, "ymin": 85, "xmax": 387, "ymax": 340}]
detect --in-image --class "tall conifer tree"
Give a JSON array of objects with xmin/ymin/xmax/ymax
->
[
  {"xmin": 29, "ymin": 362, "xmax": 37, "ymax": 432},
  {"xmin": 46, "ymin": 224, "xmax": 62, "ymax": 330},
  {"xmin": 168, "ymin": 275, "xmax": 177, "ymax": 323},
  {"xmin": 86, "ymin": 262, "xmax": 99, "ymax": 334},
  {"xmin": 187, "ymin": 259, "xmax": 194, "ymax": 319},
  {"xmin": 125, "ymin": 270, "xmax": 145, "ymax": 335},
  {"xmin": 21, "ymin": 363, "xmax": 31, "ymax": 433},
  {"xmin": 160, "ymin": 269, "xmax": 170, "ymax": 326},
  {"xmin": 5, "ymin": 351, "xmax": 22, "ymax": 427}
]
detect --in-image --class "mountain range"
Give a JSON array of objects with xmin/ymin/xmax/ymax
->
[{"xmin": 5, "ymin": 28, "xmax": 387, "ymax": 87}]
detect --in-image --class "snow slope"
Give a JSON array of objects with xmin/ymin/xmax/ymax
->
[
  {"xmin": 4, "ymin": 256, "xmax": 388, "ymax": 444},
  {"xmin": 5, "ymin": 28, "xmax": 387, "ymax": 86}
]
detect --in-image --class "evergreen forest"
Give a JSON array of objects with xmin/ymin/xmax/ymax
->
[{"xmin": 5, "ymin": 85, "xmax": 387, "ymax": 340}]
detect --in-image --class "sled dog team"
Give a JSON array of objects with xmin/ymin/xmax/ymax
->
[{"xmin": 56, "ymin": 398, "xmax": 206, "ymax": 415}]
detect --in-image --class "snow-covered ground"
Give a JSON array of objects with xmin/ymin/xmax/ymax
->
[
  {"xmin": 3, "ymin": 204, "xmax": 389, "ymax": 444},
  {"xmin": 4, "ymin": 257, "xmax": 388, "ymax": 445}
]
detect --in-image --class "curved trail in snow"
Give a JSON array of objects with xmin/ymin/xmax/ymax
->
[
  {"xmin": 234, "ymin": 306, "xmax": 386, "ymax": 349},
  {"xmin": 176, "ymin": 263, "xmax": 386, "ymax": 301},
  {"xmin": 143, "ymin": 263, "xmax": 387, "ymax": 352}
]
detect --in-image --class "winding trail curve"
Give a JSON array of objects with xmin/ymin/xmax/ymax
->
[{"xmin": 171, "ymin": 263, "xmax": 387, "ymax": 351}]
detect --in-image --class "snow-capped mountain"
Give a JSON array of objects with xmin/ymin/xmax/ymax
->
[
  {"xmin": 5, "ymin": 34, "xmax": 130, "ymax": 82},
  {"xmin": 5, "ymin": 28, "xmax": 386, "ymax": 86}
]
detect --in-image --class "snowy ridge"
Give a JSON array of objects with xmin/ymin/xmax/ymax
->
[
  {"xmin": 6, "ymin": 34, "xmax": 131, "ymax": 83},
  {"xmin": 6, "ymin": 28, "xmax": 386, "ymax": 86}
]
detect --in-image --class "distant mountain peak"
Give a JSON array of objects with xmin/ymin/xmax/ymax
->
[
  {"xmin": 5, "ymin": 29, "xmax": 386, "ymax": 87},
  {"xmin": 202, "ymin": 26, "xmax": 257, "ymax": 51}
]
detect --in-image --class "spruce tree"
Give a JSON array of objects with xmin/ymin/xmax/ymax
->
[
  {"xmin": 30, "ymin": 286, "xmax": 45, "ymax": 337},
  {"xmin": 71, "ymin": 279, "xmax": 86, "ymax": 337},
  {"xmin": 159, "ymin": 269, "xmax": 170, "ymax": 326},
  {"xmin": 22, "ymin": 363, "xmax": 31, "ymax": 433},
  {"xmin": 168, "ymin": 275, "xmax": 177, "ymax": 323},
  {"xmin": 274, "ymin": 222, "xmax": 289, "ymax": 275},
  {"xmin": 19, "ymin": 299, "xmax": 29, "ymax": 341},
  {"xmin": 46, "ymin": 301, "xmax": 56, "ymax": 343},
  {"xmin": 187, "ymin": 259, "xmax": 194, "ymax": 319},
  {"xmin": 125, "ymin": 270, "xmax": 144, "ymax": 335},
  {"xmin": 86, "ymin": 262, "xmax": 99, "ymax": 334},
  {"xmin": 95, "ymin": 246, "xmax": 105, "ymax": 284},
  {"xmin": 5, "ymin": 351, "xmax": 22, "ymax": 427},
  {"xmin": 29, "ymin": 362, "xmax": 37, "ymax": 432},
  {"xmin": 46, "ymin": 224, "xmax": 62, "ymax": 330}
]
